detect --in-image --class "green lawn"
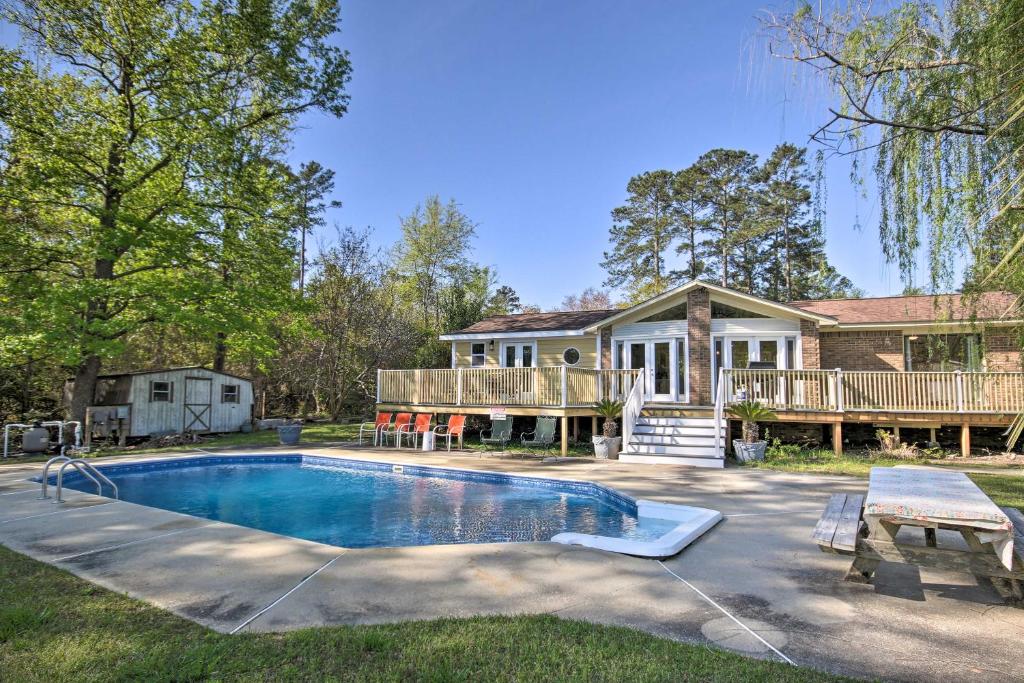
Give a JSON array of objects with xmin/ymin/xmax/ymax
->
[
  {"xmin": 0, "ymin": 546, "xmax": 844, "ymax": 682},
  {"xmin": 740, "ymin": 444, "xmax": 1024, "ymax": 508}
]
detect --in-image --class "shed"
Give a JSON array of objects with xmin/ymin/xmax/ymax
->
[{"xmin": 72, "ymin": 367, "xmax": 254, "ymax": 439}]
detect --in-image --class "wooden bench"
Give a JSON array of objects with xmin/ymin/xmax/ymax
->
[{"xmin": 812, "ymin": 492, "xmax": 864, "ymax": 555}]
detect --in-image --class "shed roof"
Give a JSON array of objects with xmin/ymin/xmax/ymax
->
[
  {"xmin": 788, "ymin": 292, "xmax": 1020, "ymax": 325},
  {"xmin": 96, "ymin": 366, "xmax": 253, "ymax": 383}
]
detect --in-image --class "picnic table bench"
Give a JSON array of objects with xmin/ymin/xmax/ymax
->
[{"xmin": 813, "ymin": 468, "xmax": 1024, "ymax": 607}]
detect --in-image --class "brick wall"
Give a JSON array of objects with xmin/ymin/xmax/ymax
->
[
  {"xmin": 687, "ymin": 287, "xmax": 711, "ymax": 404},
  {"xmin": 799, "ymin": 320, "xmax": 821, "ymax": 369},
  {"xmin": 599, "ymin": 326, "xmax": 613, "ymax": 369},
  {"xmin": 820, "ymin": 330, "xmax": 904, "ymax": 371},
  {"xmin": 983, "ymin": 332, "xmax": 1023, "ymax": 371}
]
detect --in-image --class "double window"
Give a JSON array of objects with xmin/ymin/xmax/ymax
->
[{"xmin": 904, "ymin": 334, "xmax": 982, "ymax": 371}]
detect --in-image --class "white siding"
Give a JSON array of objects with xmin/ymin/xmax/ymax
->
[
  {"xmin": 126, "ymin": 368, "xmax": 253, "ymax": 436},
  {"xmin": 710, "ymin": 318, "xmax": 800, "ymax": 335},
  {"xmin": 612, "ymin": 320, "xmax": 689, "ymax": 339}
]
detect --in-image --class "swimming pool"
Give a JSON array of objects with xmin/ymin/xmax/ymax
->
[{"xmin": 51, "ymin": 455, "xmax": 722, "ymax": 557}]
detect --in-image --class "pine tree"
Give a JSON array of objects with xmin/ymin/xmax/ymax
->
[
  {"xmin": 692, "ymin": 150, "xmax": 759, "ymax": 289},
  {"xmin": 602, "ymin": 171, "xmax": 681, "ymax": 302}
]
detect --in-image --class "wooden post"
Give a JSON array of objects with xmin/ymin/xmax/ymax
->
[
  {"xmin": 929, "ymin": 427, "xmax": 938, "ymax": 446},
  {"xmin": 560, "ymin": 366, "xmax": 568, "ymax": 407},
  {"xmin": 560, "ymin": 416, "xmax": 569, "ymax": 456},
  {"xmin": 893, "ymin": 426, "xmax": 901, "ymax": 444},
  {"xmin": 832, "ymin": 421, "xmax": 843, "ymax": 456},
  {"xmin": 591, "ymin": 415, "xmax": 598, "ymax": 438},
  {"xmin": 572, "ymin": 416, "xmax": 578, "ymax": 441},
  {"xmin": 960, "ymin": 423, "xmax": 971, "ymax": 457}
]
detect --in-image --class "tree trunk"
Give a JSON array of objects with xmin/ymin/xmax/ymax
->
[
  {"xmin": 68, "ymin": 354, "xmax": 101, "ymax": 422},
  {"xmin": 213, "ymin": 332, "xmax": 227, "ymax": 371}
]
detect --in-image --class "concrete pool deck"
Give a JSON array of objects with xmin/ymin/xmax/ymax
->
[{"xmin": 1, "ymin": 447, "xmax": 1022, "ymax": 681}]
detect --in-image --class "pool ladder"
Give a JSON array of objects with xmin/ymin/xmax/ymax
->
[{"xmin": 39, "ymin": 455, "xmax": 119, "ymax": 503}]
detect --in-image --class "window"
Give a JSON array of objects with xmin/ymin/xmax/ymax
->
[
  {"xmin": 150, "ymin": 381, "xmax": 172, "ymax": 402},
  {"xmin": 222, "ymin": 384, "xmax": 239, "ymax": 403},
  {"xmin": 638, "ymin": 302, "xmax": 687, "ymax": 323},
  {"xmin": 904, "ymin": 334, "xmax": 982, "ymax": 371},
  {"xmin": 563, "ymin": 347, "xmax": 581, "ymax": 366},
  {"xmin": 711, "ymin": 302, "xmax": 769, "ymax": 319},
  {"xmin": 471, "ymin": 343, "xmax": 486, "ymax": 367}
]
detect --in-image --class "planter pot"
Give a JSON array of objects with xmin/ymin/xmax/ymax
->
[
  {"xmin": 278, "ymin": 425, "xmax": 302, "ymax": 446},
  {"xmin": 732, "ymin": 439, "xmax": 767, "ymax": 462},
  {"xmin": 593, "ymin": 436, "xmax": 622, "ymax": 460}
]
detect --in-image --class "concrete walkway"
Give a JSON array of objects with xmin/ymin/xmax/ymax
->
[{"xmin": 2, "ymin": 448, "xmax": 1023, "ymax": 682}]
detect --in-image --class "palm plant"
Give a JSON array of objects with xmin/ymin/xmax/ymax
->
[
  {"xmin": 728, "ymin": 400, "xmax": 776, "ymax": 444},
  {"xmin": 594, "ymin": 399, "xmax": 623, "ymax": 438}
]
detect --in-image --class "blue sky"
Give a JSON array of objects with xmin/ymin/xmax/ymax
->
[{"xmin": 11, "ymin": 1, "xmax": 924, "ymax": 308}]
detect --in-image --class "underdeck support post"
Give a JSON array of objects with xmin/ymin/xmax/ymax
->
[
  {"xmin": 560, "ymin": 416, "xmax": 569, "ymax": 456},
  {"xmin": 591, "ymin": 415, "xmax": 598, "ymax": 438},
  {"xmin": 832, "ymin": 421, "xmax": 843, "ymax": 457},
  {"xmin": 961, "ymin": 423, "xmax": 971, "ymax": 457}
]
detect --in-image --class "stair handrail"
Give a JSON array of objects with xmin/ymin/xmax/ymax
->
[
  {"xmin": 54, "ymin": 458, "xmax": 119, "ymax": 503},
  {"xmin": 622, "ymin": 367, "xmax": 647, "ymax": 447},
  {"xmin": 713, "ymin": 367, "xmax": 726, "ymax": 458},
  {"xmin": 38, "ymin": 454, "xmax": 72, "ymax": 499}
]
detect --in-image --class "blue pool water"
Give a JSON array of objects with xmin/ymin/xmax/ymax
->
[{"xmin": 59, "ymin": 455, "xmax": 677, "ymax": 549}]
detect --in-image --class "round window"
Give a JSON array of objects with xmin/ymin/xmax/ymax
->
[{"xmin": 563, "ymin": 347, "xmax": 581, "ymax": 366}]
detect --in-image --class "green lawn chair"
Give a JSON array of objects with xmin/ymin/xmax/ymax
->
[
  {"xmin": 480, "ymin": 416, "xmax": 513, "ymax": 452},
  {"xmin": 521, "ymin": 416, "xmax": 557, "ymax": 452}
]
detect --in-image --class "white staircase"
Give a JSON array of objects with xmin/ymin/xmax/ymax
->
[{"xmin": 619, "ymin": 405, "xmax": 725, "ymax": 467}]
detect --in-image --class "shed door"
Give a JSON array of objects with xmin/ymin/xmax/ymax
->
[{"xmin": 183, "ymin": 377, "xmax": 213, "ymax": 432}]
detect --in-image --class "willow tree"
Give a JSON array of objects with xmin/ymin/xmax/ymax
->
[
  {"xmin": 0, "ymin": 0, "xmax": 351, "ymax": 421},
  {"xmin": 761, "ymin": 0, "xmax": 1024, "ymax": 295}
]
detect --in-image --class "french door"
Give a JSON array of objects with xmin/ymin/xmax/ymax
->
[
  {"xmin": 712, "ymin": 335, "xmax": 798, "ymax": 395},
  {"xmin": 501, "ymin": 343, "xmax": 534, "ymax": 368},
  {"xmin": 625, "ymin": 340, "xmax": 680, "ymax": 402}
]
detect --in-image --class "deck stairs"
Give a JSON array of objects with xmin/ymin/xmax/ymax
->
[{"xmin": 618, "ymin": 404, "xmax": 725, "ymax": 468}]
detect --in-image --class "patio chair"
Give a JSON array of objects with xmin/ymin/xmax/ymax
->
[
  {"xmin": 433, "ymin": 415, "xmax": 467, "ymax": 451},
  {"xmin": 380, "ymin": 412, "xmax": 412, "ymax": 447},
  {"xmin": 480, "ymin": 416, "xmax": 513, "ymax": 452},
  {"xmin": 397, "ymin": 413, "xmax": 433, "ymax": 449},
  {"xmin": 358, "ymin": 412, "xmax": 392, "ymax": 446},
  {"xmin": 521, "ymin": 416, "xmax": 557, "ymax": 451}
]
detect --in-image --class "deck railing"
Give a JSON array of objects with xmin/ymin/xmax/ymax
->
[
  {"xmin": 721, "ymin": 368, "xmax": 1024, "ymax": 414},
  {"xmin": 377, "ymin": 367, "xmax": 641, "ymax": 408}
]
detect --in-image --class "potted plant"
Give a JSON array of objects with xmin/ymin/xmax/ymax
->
[
  {"xmin": 728, "ymin": 400, "xmax": 776, "ymax": 462},
  {"xmin": 592, "ymin": 399, "xmax": 623, "ymax": 459},
  {"xmin": 277, "ymin": 419, "xmax": 303, "ymax": 446}
]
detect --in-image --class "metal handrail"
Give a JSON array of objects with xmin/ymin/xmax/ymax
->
[
  {"xmin": 54, "ymin": 459, "xmax": 119, "ymax": 503},
  {"xmin": 38, "ymin": 455, "xmax": 71, "ymax": 499}
]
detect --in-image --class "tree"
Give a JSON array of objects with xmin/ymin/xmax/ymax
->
[
  {"xmin": 692, "ymin": 149, "xmax": 759, "ymax": 289},
  {"xmin": 559, "ymin": 287, "xmax": 614, "ymax": 311},
  {"xmin": 291, "ymin": 161, "xmax": 342, "ymax": 294},
  {"xmin": 487, "ymin": 285, "xmax": 522, "ymax": 315},
  {"xmin": 761, "ymin": 0, "xmax": 1024, "ymax": 296},
  {"xmin": 0, "ymin": 0, "xmax": 352, "ymax": 421},
  {"xmin": 393, "ymin": 196, "xmax": 478, "ymax": 330},
  {"xmin": 602, "ymin": 170, "xmax": 681, "ymax": 302},
  {"xmin": 673, "ymin": 166, "xmax": 709, "ymax": 281}
]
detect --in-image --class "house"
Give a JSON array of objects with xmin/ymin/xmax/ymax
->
[
  {"xmin": 377, "ymin": 280, "xmax": 1023, "ymax": 465},
  {"xmin": 69, "ymin": 367, "xmax": 254, "ymax": 441}
]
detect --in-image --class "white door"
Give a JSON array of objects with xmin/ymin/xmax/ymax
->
[
  {"xmin": 626, "ymin": 340, "xmax": 677, "ymax": 402},
  {"xmin": 501, "ymin": 343, "xmax": 534, "ymax": 368}
]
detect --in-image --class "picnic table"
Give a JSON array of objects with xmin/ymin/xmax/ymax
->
[{"xmin": 813, "ymin": 467, "xmax": 1024, "ymax": 606}]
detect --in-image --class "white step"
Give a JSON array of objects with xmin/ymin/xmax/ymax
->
[
  {"xmin": 631, "ymin": 434, "xmax": 718, "ymax": 447},
  {"xmin": 624, "ymin": 443, "xmax": 722, "ymax": 457},
  {"xmin": 636, "ymin": 417, "xmax": 720, "ymax": 428},
  {"xmin": 619, "ymin": 452, "xmax": 725, "ymax": 468},
  {"xmin": 632, "ymin": 424, "xmax": 724, "ymax": 437}
]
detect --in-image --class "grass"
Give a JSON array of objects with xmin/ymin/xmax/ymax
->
[
  {"xmin": 0, "ymin": 546, "xmax": 845, "ymax": 682},
  {"xmin": 741, "ymin": 442, "xmax": 1024, "ymax": 509}
]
